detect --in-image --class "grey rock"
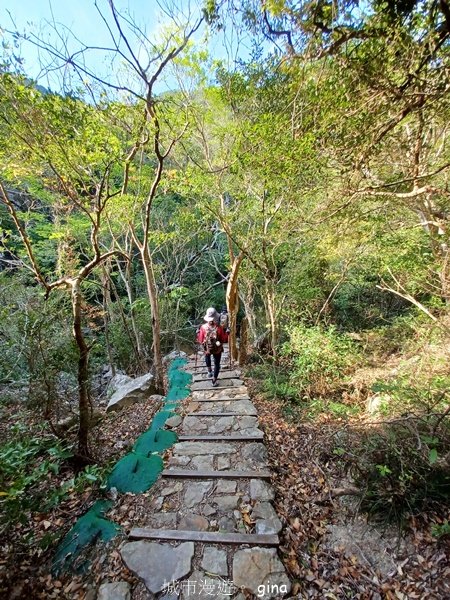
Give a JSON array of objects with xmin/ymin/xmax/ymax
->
[
  {"xmin": 168, "ymin": 456, "xmax": 191, "ymax": 467},
  {"xmin": 153, "ymin": 496, "xmax": 164, "ymax": 511},
  {"xmin": 97, "ymin": 581, "xmax": 130, "ymax": 600},
  {"xmin": 209, "ymin": 416, "xmax": 234, "ymax": 434},
  {"xmin": 201, "ymin": 547, "xmax": 228, "ymax": 577},
  {"xmin": 241, "ymin": 428, "xmax": 264, "ymax": 436},
  {"xmin": 191, "ymin": 455, "xmax": 214, "ymax": 470},
  {"xmin": 192, "ymin": 370, "xmax": 241, "ymax": 382},
  {"xmin": 161, "ymin": 482, "xmax": 183, "ymax": 497},
  {"xmin": 215, "ymin": 480, "xmax": 237, "ymax": 494},
  {"xmin": 182, "ymin": 416, "xmax": 208, "ymax": 432},
  {"xmin": 217, "ymin": 456, "xmax": 231, "ymax": 470},
  {"xmin": 250, "ymin": 480, "xmax": 275, "ymax": 501},
  {"xmin": 237, "ymin": 416, "xmax": 258, "ymax": 429},
  {"xmin": 105, "ymin": 371, "xmax": 129, "ymax": 395},
  {"xmin": 252, "ymin": 502, "xmax": 282, "ymax": 533},
  {"xmin": 240, "ymin": 443, "xmax": 268, "ymax": 468},
  {"xmin": 163, "ymin": 350, "xmax": 187, "ymax": 364},
  {"xmin": 232, "ymin": 548, "xmax": 291, "ymax": 598},
  {"xmin": 149, "ymin": 394, "xmax": 166, "ymax": 403},
  {"xmin": 175, "ymin": 442, "xmax": 235, "ymax": 456},
  {"xmin": 179, "ymin": 513, "xmax": 209, "ymax": 531},
  {"xmin": 255, "ymin": 513, "xmax": 282, "ymax": 535},
  {"xmin": 218, "ymin": 516, "xmax": 235, "ymax": 532},
  {"xmin": 184, "ymin": 482, "xmax": 212, "ymax": 508},
  {"xmin": 232, "ymin": 401, "xmax": 257, "ymax": 416},
  {"xmin": 214, "ymin": 495, "xmax": 240, "ymax": 511},
  {"xmin": 252, "ymin": 502, "xmax": 277, "ymax": 521},
  {"xmin": 106, "ymin": 373, "xmax": 157, "ymax": 412},
  {"xmin": 233, "ymin": 415, "xmax": 258, "ymax": 431},
  {"xmin": 203, "ymin": 504, "xmax": 217, "ymax": 516},
  {"xmin": 151, "ymin": 513, "xmax": 177, "ymax": 528},
  {"xmin": 165, "ymin": 415, "xmax": 183, "ymax": 428},
  {"xmin": 120, "ymin": 541, "xmax": 194, "ymax": 594}
]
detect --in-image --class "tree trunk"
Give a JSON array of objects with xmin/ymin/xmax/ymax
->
[
  {"xmin": 123, "ymin": 259, "xmax": 146, "ymax": 366},
  {"xmin": 265, "ymin": 280, "xmax": 277, "ymax": 359},
  {"xmin": 240, "ymin": 280, "xmax": 258, "ymax": 346},
  {"xmin": 102, "ymin": 266, "xmax": 116, "ymax": 377},
  {"xmin": 226, "ymin": 251, "xmax": 245, "ymax": 362},
  {"xmin": 239, "ymin": 317, "xmax": 249, "ymax": 366},
  {"xmin": 141, "ymin": 244, "xmax": 165, "ymax": 393},
  {"xmin": 71, "ymin": 278, "xmax": 91, "ymax": 460}
]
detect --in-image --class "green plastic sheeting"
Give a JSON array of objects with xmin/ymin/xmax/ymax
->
[
  {"xmin": 53, "ymin": 357, "xmax": 191, "ymax": 573},
  {"xmin": 133, "ymin": 428, "xmax": 177, "ymax": 456},
  {"xmin": 53, "ymin": 500, "xmax": 120, "ymax": 574},
  {"xmin": 107, "ymin": 452, "xmax": 164, "ymax": 493},
  {"xmin": 166, "ymin": 358, "xmax": 191, "ymax": 402}
]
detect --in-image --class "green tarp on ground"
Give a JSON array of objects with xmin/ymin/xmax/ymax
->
[
  {"xmin": 53, "ymin": 500, "xmax": 120, "ymax": 574},
  {"xmin": 53, "ymin": 357, "xmax": 192, "ymax": 573}
]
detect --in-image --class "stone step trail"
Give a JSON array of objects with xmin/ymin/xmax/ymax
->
[
  {"xmin": 162, "ymin": 469, "xmax": 272, "ymax": 479},
  {"xmin": 120, "ymin": 346, "xmax": 291, "ymax": 599},
  {"xmin": 177, "ymin": 434, "xmax": 264, "ymax": 441},
  {"xmin": 129, "ymin": 528, "xmax": 280, "ymax": 545}
]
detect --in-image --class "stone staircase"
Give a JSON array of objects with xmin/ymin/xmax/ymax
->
[{"xmin": 119, "ymin": 348, "xmax": 291, "ymax": 599}]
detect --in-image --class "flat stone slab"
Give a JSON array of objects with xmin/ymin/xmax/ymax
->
[
  {"xmin": 233, "ymin": 548, "xmax": 291, "ymax": 598},
  {"xmin": 191, "ymin": 395, "xmax": 251, "ymax": 403},
  {"xmin": 192, "ymin": 387, "xmax": 248, "ymax": 399},
  {"xmin": 120, "ymin": 541, "xmax": 194, "ymax": 593},
  {"xmin": 190, "ymin": 400, "xmax": 257, "ymax": 415},
  {"xmin": 193, "ymin": 370, "xmax": 242, "ymax": 382},
  {"xmin": 250, "ymin": 479, "xmax": 275, "ymax": 501},
  {"xmin": 178, "ymin": 434, "xmax": 264, "ymax": 442},
  {"xmin": 184, "ymin": 481, "xmax": 213, "ymax": 508},
  {"xmin": 174, "ymin": 441, "xmax": 236, "ymax": 456},
  {"xmin": 162, "ymin": 469, "xmax": 271, "ymax": 479},
  {"xmin": 201, "ymin": 547, "xmax": 228, "ymax": 577},
  {"xmin": 97, "ymin": 581, "xmax": 131, "ymax": 600},
  {"xmin": 179, "ymin": 513, "xmax": 209, "ymax": 531},
  {"xmin": 252, "ymin": 502, "xmax": 283, "ymax": 535},
  {"xmin": 191, "ymin": 380, "xmax": 245, "ymax": 391},
  {"xmin": 165, "ymin": 415, "xmax": 182, "ymax": 428},
  {"xmin": 181, "ymin": 415, "xmax": 259, "ymax": 435}
]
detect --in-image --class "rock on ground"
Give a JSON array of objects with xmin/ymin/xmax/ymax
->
[
  {"xmin": 106, "ymin": 373, "xmax": 157, "ymax": 412},
  {"xmin": 120, "ymin": 541, "xmax": 194, "ymax": 594},
  {"xmin": 163, "ymin": 350, "xmax": 187, "ymax": 363},
  {"xmin": 201, "ymin": 547, "xmax": 228, "ymax": 577},
  {"xmin": 97, "ymin": 581, "xmax": 131, "ymax": 600},
  {"xmin": 233, "ymin": 548, "xmax": 291, "ymax": 598}
]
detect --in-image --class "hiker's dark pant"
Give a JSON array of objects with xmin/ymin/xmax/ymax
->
[{"xmin": 205, "ymin": 352, "xmax": 221, "ymax": 380}]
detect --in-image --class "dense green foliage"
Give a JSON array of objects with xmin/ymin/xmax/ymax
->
[{"xmin": 0, "ymin": 0, "xmax": 449, "ymax": 555}]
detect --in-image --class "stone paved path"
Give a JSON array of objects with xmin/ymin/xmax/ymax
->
[{"xmin": 120, "ymin": 348, "xmax": 291, "ymax": 599}]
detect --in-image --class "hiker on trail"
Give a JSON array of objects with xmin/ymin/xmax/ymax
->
[
  {"xmin": 219, "ymin": 306, "xmax": 229, "ymax": 331},
  {"xmin": 197, "ymin": 307, "xmax": 228, "ymax": 387}
]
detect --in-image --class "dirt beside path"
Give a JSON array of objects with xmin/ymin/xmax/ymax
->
[{"xmin": 249, "ymin": 378, "xmax": 450, "ymax": 599}]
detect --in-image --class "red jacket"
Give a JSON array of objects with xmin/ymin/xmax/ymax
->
[{"xmin": 197, "ymin": 323, "xmax": 228, "ymax": 349}]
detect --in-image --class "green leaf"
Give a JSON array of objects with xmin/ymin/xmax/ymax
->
[{"xmin": 429, "ymin": 448, "xmax": 438, "ymax": 465}]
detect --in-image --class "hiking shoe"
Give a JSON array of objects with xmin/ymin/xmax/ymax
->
[
  {"xmin": 207, "ymin": 371, "xmax": 213, "ymax": 378},
  {"xmin": 211, "ymin": 379, "xmax": 218, "ymax": 387}
]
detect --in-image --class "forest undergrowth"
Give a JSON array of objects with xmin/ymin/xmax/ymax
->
[
  {"xmin": 0, "ymin": 394, "xmax": 161, "ymax": 599},
  {"xmin": 247, "ymin": 313, "xmax": 450, "ymax": 598}
]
